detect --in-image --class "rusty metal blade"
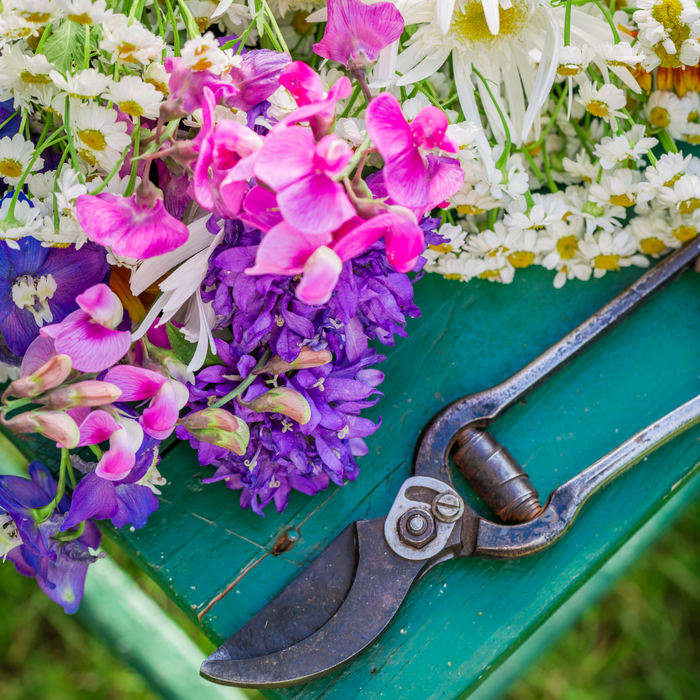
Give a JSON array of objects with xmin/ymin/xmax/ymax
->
[{"xmin": 200, "ymin": 517, "xmax": 425, "ymax": 688}]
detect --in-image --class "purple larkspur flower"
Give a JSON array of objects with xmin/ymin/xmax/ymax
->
[
  {"xmin": 1, "ymin": 461, "xmax": 103, "ymax": 614},
  {"xmin": 0, "ymin": 236, "xmax": 109, "ymax": 356}
]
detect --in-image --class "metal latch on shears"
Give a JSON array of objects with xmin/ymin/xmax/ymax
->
[{"xmin": 201, "ymin": 238, "xmax": 700, "ymax": 688}]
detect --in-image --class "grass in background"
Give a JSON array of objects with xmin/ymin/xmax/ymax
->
[{"xmin": 2, "ymin": 501, "xmax": 700, "ymax": 700}]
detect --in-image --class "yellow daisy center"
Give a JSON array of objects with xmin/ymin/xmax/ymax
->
[
  {"xmin": 640, "ymin": 237, "xmax": 666, "ymax": 255},
  {"xmin": 672, "ymin": 225, "xmax": 697, "ymax": 241},
  {"xmin": 557, "ymin": 65, "xmax": 583, "ymax": 76},
  {"xmin": 679, "ymin": 198, "xmax": 700, "ymax": 213},
  {"xmin": 664, "ymin": 173, "xmax": 681, "ymax": 186},
  {"xmin": 457, "ymin": 204, "xmax": 485, "ymax": 215},
  {"xmin": 292, "ymin": 11, "xmax": 312, "ymax": 34},
  {"xmin": 478, "ymin": 269, "xmax": 500, "ymax": 279},
  {"xmin": 195, "ymin": 16, "xmax": 213, "ymax": 31},
  {"xmin": 22, "ymin": 11, "xmax": 50, "ymax": 23},
  {"xmin": 609, "ymin": 193, "xmax": 635, "ymax": 207},
  {"xmin": 118, "ymin": 43, "xmax": 141, "ymax": 63},
  {"xmin": 594, "ymin": 254, "xmax": 620, "ymax": 270},
  {"xmin": 78, "ymin": 129, "xmax": 107, "ymax": 151},
  {"xmin": 685, "ymin": 133, "xmax": 700, "ymax": 144},
  {"xmin": 450, "ymin": 0, "xmax": 529, "ymax": 47},
  {"xmin": 556, "ymin": 235, "xmax": 578, "ymax": 260},
  {"xmin": 0, "ymin": 159, "xmax": 23, "ymax": 179},
  {"xmin": 429, "ymin": 243, "xmax": 454, "ymax": 253},
  {"xmin": 586, "ymin": 100, "xmax": 609, "ymax": 118},
  {"xmin": 20, "ymin": 70, "xmax": 52, "ymax": 85},
  {"xmin": 444, "ymin": 273, "xmax": 462, "ymax": 280},
  {"xmin": 508, "ymin": 251, "xmax": 536, "ymax": 268},
  {"xmin": 650, "ymin": 106, "xmax": 671, "ymax": 127},
  {"xmin": 146, "ymin": 79, "xmax": 169, "ymax": 96},
  {"xmin": 78, "ymin": 149, "xmax": 98, "ymax": 165},
  {"xmin": 119, "ymin": 100, "xmax": 144, "ymax": 117},
  {"xmin": 651, "ymin": 0, "xmax": 691, "ymax": 67},
  {"xmin": 68, "ymin": 13, "xmax": 94, "ymax": 24},
  {"xmin": 688, "ymin": 111, "xmax": 699, "ymax": 123}
]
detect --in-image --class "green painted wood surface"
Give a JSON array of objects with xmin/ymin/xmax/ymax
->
[{"xmin": 10, "ymin": 262, "xmax": 700, "ymax": 699}]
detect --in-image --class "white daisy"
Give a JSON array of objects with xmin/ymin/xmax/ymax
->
[
  {"xmin": 644, "ymin": 90, "xmax": 687, "ymax": 139},
  {"xmin": 589, "ymin": 169, "xmax": 642, "ymax": 209},
  {"xmin": 181, "ymin": 32, "xmax": 237, "ymax": 74},
  {"xmin": 564, "ymin": 184, "xmax": 626, "ymax": 234},
  {"xmin": 475, "ymin": 147, "xmax": 529, "ymax": 201},
  {"xmin": 100, "ymin": 16, "xmax": 165, "ymax": 65},
  {"xmin": 680, "ymin": 91, "xmax": 700, "ymax": 122},
  {"xmin": 0, "ymin": 44, "xmax": 55, "ymax": 110},
  {"xmin": 578, "ymin": 229, "xmax": 650, "ymax": 278},
  {"xmin": 395, "ymin": 0, "xmax": 560, "ymax": 147},
  {"xmin": 562, "ymin": 151, "xmax": 600, "ymax": 184},
  {"xmin": 143, "ymin": 62, "xmax": 170, "ymax": 97},
  {"xmin": 0, "ymin": 14, "xmax": 37, "ymax": 43},
  {"xmin": 576, "ymin": 81, "xmax": 626, "ymax": 127},
  {"xmin": 103, "ymin": 76, "xmax": 163, "ymax": 119},
  {"xmin": 0, "ymin": 197, "xmax": 50, "ymax": 248},
  {"xmin": 449, "ymin": 183, "xmax": 500, "ymax": 215},
  {"xmin": 446, "ymin": 120, "xmax": 482, "ymax": 162},
  {"xmin": 4, "ymin": 0, "xmax": 63, "ymax": 27},
  {"xmin": 503, "ymin": 193, "xmax": 569, "ymax": 230},
  {"xmin": 627, "ymin": 213, "xmax": 678, "ymax": 257},
  {"xmin": 593, "ymin": 125, "xmax": 659, "ymax": 170},
  {"xmin": 50, "ymin": 67, "xmax": 113, "ymax": 100},
  {"xmin": 540, "ymin": 218, "xmax": 584, "ymax": 267},
  {"xmin": 56, "ymin": 0, "xmax": 111, "ymax": 24},
  {"xmin": 0, "ymin": 134, "xmax": 43, "ymax": 186},
  {"xmin": 71, "ymin": 102, "xmax": 131, "ymax": 171},
  {"xmin": 658, "ymin": 174, "xmax": 700, "ymax": 214},
  {"xmin": 557, "ymin": 44, "xmax": 595, "ymax": 77},
  {"xmin": 637, "ymin": 152, "xmax": 691, "ymax": 202},
  {"xmin": 430, "ymin": 251, "xmax": 475, "ymax": 281},
  {"xmin": 600, "ymin": 41, "xmax": 645, "ymax": 69},
  {"xmin": 633, "ymin": 0, "xmax": 700, "ymax": 70},
  {"xmin": 669, "ymin": 210, "xmax": 699, "ymax": 242},
  {"xmin": 335, "ymin": 118, "xmax": 368, "ymax": 149}
]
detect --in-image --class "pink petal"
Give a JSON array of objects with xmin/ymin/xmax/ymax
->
[
  {"xmin": 425, "ymin": 155, "xmax": 465, "ymax": 212},
  {"xmin": 246, "ymin": 222, "xmax": 331, "ymax": 275},
  {"xmin": 315, "ymin": 134, "xmax": 352, "ymax": 176},
  {"xmin": 278, "ymin": 78, "xmax": 352, "ymax": 132},
  {"xmin": 67, "ymin": 406, "xmax": 91, "ymax": 426},
  {"xmin": 365, "ymin": 92, "xmax": 415, "ymax": 161},
  {"xmin": 383, "ymin": 146, "xmax": 429, "ymax": 210},
  {"xmin": 411, "ymin": 106, "xmax": 455, "ymax": 152},
  {"xmin": 254, "ymin": 126, "xmax": 315, "ymax": 192},
  {"xmin": 279, "ymin": 61, "xmax": 325, "ymax": 106},
  {"xmin": 384, "ymin": 214, "xmax": 425, "ymax": 272},
  {"xmin": 277, "ymin": 172, "xmax": 355, "ymax": 234},
  {"xmin": 140, "ymin": 380, "xmax": 185, "ymax": 439},
  {"xmin": 104, "ymin": 366, "xmax": 168, "ymax": 400},
  {"xmin": 75, "ymin": 193, "xmax": 126, "ymax": 249},
  {"xmin": 332, "ymin": 213, "xmax": 392, "ymax": 261},
  {"xmin": 77, "ymin": 409, "xmax": 121, "ymax": 446},
  {"xmin": 241, "ymin": 186, "xmax": 283, "ymax": 232},
  {"xmin": 95, "ymin": 419, "xmax": 143, "ymax": 480},
  {"xmin": 51, "ymin": 312, "xmax": 132, "ymax": 373},
  {"xmin": 296, "ymin": 246, "xmax": 343, "ymax": 305},
  {"xmin": 21, "ymin": 335, "xmax": 56, "ymax": 377},
  {"xmin": 76, "ymin": 283, "xmax": 123, "ymax": 328}
]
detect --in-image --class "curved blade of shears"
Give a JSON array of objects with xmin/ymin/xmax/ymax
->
[{"xmin": 201, "ymin": 517, "xmax": 425, "ymax": 688}]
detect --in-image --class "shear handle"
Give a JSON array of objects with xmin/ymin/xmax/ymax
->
[
  {"xmin": 413, "ymin": 238, "xmax": 700, "ymax": 485},
  {"xmin": 472, "ymin": 392, "xmax": 700, "ymax": 558}
]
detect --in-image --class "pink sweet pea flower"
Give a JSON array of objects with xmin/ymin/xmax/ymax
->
[
  {"xmin": 246, "ymin": 210, "xmax": 424, "ymax": 304},
  {"xmin": 76, "ymin": 409, "xmax": 144, "ymax": 481},
  {"xmin": 254, "ymin": 127, "xmax": 355, "ymax": 235},
  {"xmin": 365, "ymin": 92, "xmax": 460, "ymax": 210},
  {"xmin": 192, "ymin": 88, "xmax": 263, "ymax": 219},
  {"xmin": 313, "ymin": 0, "xmax": 404, "ymax": 73},
  {"xmin": 75, "ymin": 181, "xmax": 189, "ymax": 259},
  {"xmin": 278, "ymin": 62, "xmax": 352, "ymax": 139},
  {"xmin": 104, "ymin": 366, "xmax": 189, "ymax": 440},
  {"xmin": 40, "ymin": 284, "xmax": 132, "ymax": 373}
]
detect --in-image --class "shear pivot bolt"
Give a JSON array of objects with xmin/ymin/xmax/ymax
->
[
  {"xmin": 398, "ymin": 508, "xmax": 436, "ymax": 548},
  {"xmin": 408, "ymin": 514, "xmax": 427, "ymax": 534},
  {"xmin": 432, "ymin": 493, "xmax": 463, "ymax": 523}
]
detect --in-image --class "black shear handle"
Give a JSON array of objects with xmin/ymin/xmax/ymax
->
[{"xmin": 412, "ymin": 238, "xmax": 700, "ymax": 485}]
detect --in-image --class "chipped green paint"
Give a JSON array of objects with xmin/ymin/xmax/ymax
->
[{"xmin": 7, "ymin": 263, "xmax": 700, "ymax": 699}]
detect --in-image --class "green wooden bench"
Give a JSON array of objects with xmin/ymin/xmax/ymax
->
[{"xmin": 5, "ymin": 261, "xmax": 700, "ymax": 699}]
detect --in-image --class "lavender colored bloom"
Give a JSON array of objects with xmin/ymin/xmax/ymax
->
[
  {"xmin": 179, "ymin": 217, "xmax": 437, "ymax": 514},
  {"xmin": 2, "ymin": 462, "xmax": 103, "ymax": 614},
  {"xmin": 61, "ymin": 437, "xmax": 163, "ymax": 531},
  {"xmin": 0, "ymin": 236, "xmax": 109, "ymax": 356},
  {"xmin": 226, "ymin": 50, "xmax": 292, "ymax": 112}
]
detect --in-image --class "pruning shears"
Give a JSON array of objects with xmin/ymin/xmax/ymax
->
[{"xmin": 201, "ymin": 238, "xmax": 700, "ymax": 688}]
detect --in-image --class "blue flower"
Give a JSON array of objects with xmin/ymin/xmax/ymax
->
[{"xmin": 0, "ymin": 236, "xmax": 109, "ymax": 356}]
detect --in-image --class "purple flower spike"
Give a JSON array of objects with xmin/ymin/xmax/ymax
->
[{"xmin": 313, "ymin": 0, "xmax": 404, "ymax": 72}]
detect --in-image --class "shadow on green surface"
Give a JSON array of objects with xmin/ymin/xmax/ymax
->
[{"xmin": 1, "ymin": 499, "xmax": 699, "ymax": 700}]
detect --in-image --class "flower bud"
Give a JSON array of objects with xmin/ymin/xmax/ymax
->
[
  {"xmin": 35, "ymin": 381, "xmax": 122, "ymax": 410},
  {"xmin": 146, "ymin": 343, "xmax": 195, "ymax": 385},
  {"xmin": 182, "ymin": 409, "xmax": 250, "ymax": 455},
  {"xmin": 255, "ymin": 347, "xmax": 333, "ymax": 376},
  {"xmin": 2, "ymin": 355, "xmax": 72, "ymax": 402},
  {"xmin": 240, "ymin": 387, "xmax": 311, "ymax": 425},
  {"xmin": 2, "ymin": 410, "xmax": 80, "ymax": 449}
]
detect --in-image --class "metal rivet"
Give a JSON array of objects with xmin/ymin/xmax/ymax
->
[
  {"xmin": 432, "ymin": 493, "xmax": 463, "ymax": 523},
  {"xmin": 407, "ymin": 514, "xmax": 427, "ymax": 534}
]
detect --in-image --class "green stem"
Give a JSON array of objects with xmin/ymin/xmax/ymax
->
[
  {"xmin": 1, "ymin": 397, "xmax": 33, "ymax": 413},
  {"xmin": 0, "ymin": 109, "xmax": 19, "ymax": 133},
  {"xmin": 472, "ymin": 66, "xmax": 511, "ymax": 169},
  {"xmin": 89, "ymin": 444, "xmax": 104, "ymax": 459},
  {"xmin": 55, "ymin": 521, "xmax": 85, "ymax": 542},
  {"xmin": 124, "ymin": 117, "xmax": 141, "ymax": 197},
  {"xmin": 64, "ymin": 97, "xmax": 86, "ymax": 185},
  {"xmin": 658, "ymin": 129, "xmax": 678, "ymax": 154},
  {"xmin": 164, "ymin": 0, "xmax": 180, "ymax": 56},
  {"xmin": 334, "ymin": 132, "xmax": 371, "ymax": 181},
  {"xmin": 177, "ymin": 0, "xmax": 200, "ymax": 38},
  {"xmin": 35, "ymin": 448, "xmax": 70, "ymax": 522},
  {"xmin": 591, "ymin": 0, "xmax": 621, "ymax": 42},
  {"xmin": 532, "ymin": 83, "xmax": 568, "ymax": 149},
  {"xmin": 84, "ymin": 24, "xmax": 91, "ymax": 69},
  {"xmin": 541, "ymin": 147, "xmax": 558, "ymax": 194},
  {"xmin": 262, "ymin": 0, "xmax": 290, "ymax": 53},
  {"xmin": 564, "ymin": 0, "xmax": 572, "ymax": 44},
  {"xmin": 89, "ymin": 139, "xmax": 132, "ymax": 195},
  {"xmin": 521, "ymin": 146, "xmax": 545, "ymax": 183},
  {"xmin": 569, "ymin": 119, "xmax": 595, "ymax": 157},
  {"xmin": 222, "ymin": 21, "xmax": 255, "ymax": 52},
  {"xmin": 211, "ymin": 349, "xmax": 272, "ymax": 409},
  {"xmin": 341, "ymin": 84, "xmax": 362, "ymax": 119},
  {"xmin": 35, "ymin": 22, "xmax": 53, "ymax": 53}
]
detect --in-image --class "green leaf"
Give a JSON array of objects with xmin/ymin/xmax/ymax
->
[
  {"xmin": 42, "ymin": 20, "xmax": 86, "ymax": 72},
  {"xmin": 165, "ymin": 322, "xmax": 223, "ymax": 369}
]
